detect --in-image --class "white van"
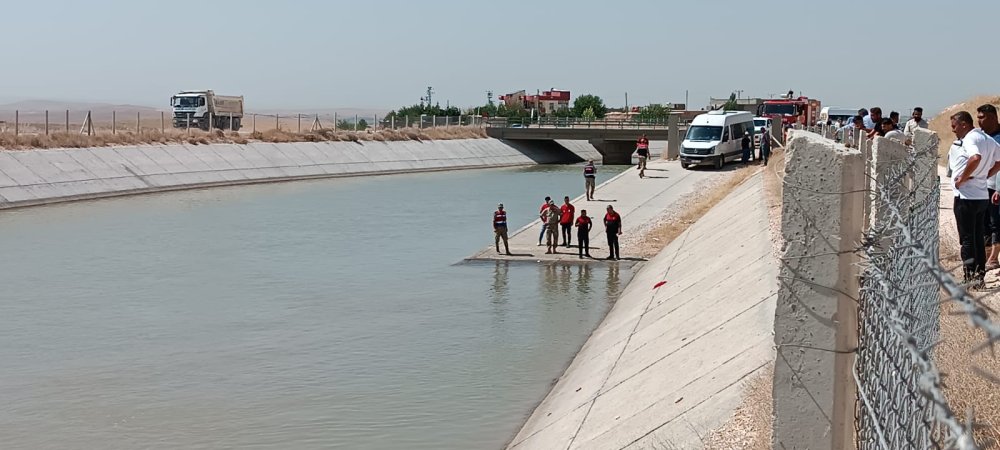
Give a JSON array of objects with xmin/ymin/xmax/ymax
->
[
  {"xmin": 680, "ymin": 110, "xmax": 756, "ymax": 169},
  {"xmin": 818, "ymin": 107, "xmax": 858, "ymax": 127}
]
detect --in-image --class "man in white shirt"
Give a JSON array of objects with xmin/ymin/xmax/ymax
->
[
  {"xmin": 881, "ymin": 118, "xmax": 906, "ymax": 143},
  {"xmin": 903, "ymin": 107, "xmax": 929, "ymax": 145},
  {"xmin": 949, "ymin": 111, "xmax": 1000, "ymax": 288}
]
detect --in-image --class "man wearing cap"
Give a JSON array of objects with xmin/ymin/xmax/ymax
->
[{"xmin": 493, "ymin": 203, "xmax": 511, "ymax": 255}]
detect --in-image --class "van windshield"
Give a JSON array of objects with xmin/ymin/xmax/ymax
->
[{"xmin": 686, "ymin": 125, "xmax": 722, "ymax": 142}]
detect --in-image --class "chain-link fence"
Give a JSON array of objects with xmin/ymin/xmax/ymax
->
[{"xmin": 775, "ymin": 128, "xmax": 999, "ymax": 449}]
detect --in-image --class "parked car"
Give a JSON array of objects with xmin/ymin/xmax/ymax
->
[{"xmin": 680, "ymin": 110, "xmax": 756, "ymax": 169}]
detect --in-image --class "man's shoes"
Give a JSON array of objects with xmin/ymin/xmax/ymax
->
[
  {"xmin": 579, "ymin": 255, "xmax": 583, "ymax": 259},
  {"xmin": 585, "ymin": 253, "xmax": 591, "ymax": 258},
  {"xmin": 506, "ymin": 252, "xmax": 513, "ymax": 256},
  {"xmin": 545, "ymin": 250, "xmax": 552, "ymax": 254},
  {"xmin": 606, "ymin": 256, "xmax": 615, "ymax": 260}
]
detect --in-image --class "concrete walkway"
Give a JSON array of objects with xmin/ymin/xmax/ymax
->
[
  {"xmin": 506, "ymin": 173, "xmax": 778, "ymax": 450},
  {"xmin": 467, "ymin": 160, "xmax": 722, "ymax": 263}
]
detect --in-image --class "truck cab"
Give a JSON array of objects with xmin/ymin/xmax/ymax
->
[{"xmin": 171, "ymin": 90, "xmax": 244, "ymax": 131}]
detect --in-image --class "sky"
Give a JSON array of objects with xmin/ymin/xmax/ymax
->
[{"xmin": 3, "ymin": 0, "xmax": 998, "ymax": 115}]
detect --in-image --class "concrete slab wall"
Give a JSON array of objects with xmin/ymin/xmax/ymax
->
[
  {"xmin": 506, "ymin": 174, "xmax": 778, "ymax": 450},
  {"xmin": 0, "ymin": 138, "xmax": 579, "ymax": 209}
]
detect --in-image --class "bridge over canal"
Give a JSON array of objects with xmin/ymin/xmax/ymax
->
[{"xmin": 484, "ymin": 116, "xmax": 686, "ymax": 165}]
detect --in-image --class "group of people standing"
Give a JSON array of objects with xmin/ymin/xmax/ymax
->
[
  {"xmin": 492, "ymin": 161, "xmax": 624, "ymax": 260},
  {"xmin": 948, "ymin": 104, "xmax": 1000, "ymax": 289}
]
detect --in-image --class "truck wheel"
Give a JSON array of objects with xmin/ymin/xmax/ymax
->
[
  {"xmin": 232, "ymin": 118, "xmax": 241, "ymax": 131},
  {"xmin": 714, "ymin": 156, "xmax": 724, "ymax": 170}
]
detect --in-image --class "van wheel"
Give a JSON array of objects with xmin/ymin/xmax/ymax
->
[
  {"xmin": 681, "ymin": 162, "xmax": 689, "ymax": 169},
  {"xmin": 714, "ymin": 156, "xmax": 724, "ymax": 170}
]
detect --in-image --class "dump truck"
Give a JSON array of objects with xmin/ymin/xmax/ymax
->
[{"xmin": 170, "ymin": 90, "xmax": 244, "ymax": 130}]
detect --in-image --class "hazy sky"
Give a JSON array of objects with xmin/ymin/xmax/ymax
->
[{"xmin": 4, "ymin": 0, "xmax": 997, "ymax": 114}]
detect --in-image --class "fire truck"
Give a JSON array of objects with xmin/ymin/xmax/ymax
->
[{"xmin": 758, "ymin": 95, "xmax": 822, "ymax": 127}]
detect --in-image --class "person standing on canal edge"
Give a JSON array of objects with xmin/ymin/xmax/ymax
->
[
  {"xmin": 537, "ymin": 196, "xmax": 552, "ymax": 246},
  {"xmin": 604, "ymin": 205, "xmax": 622, "ymax": 260},
  {"xmin": 759, "ymin": 127, "xmax": 771, "ymax": 166},
  {"xmin": 636, "ymin": 134, "xmax": 649, "ymax": 178},
  {"xmin": 583, "ymin": 160, "xmax": 597, "ymax": 201},
  {"xmin": 576, "ymin": 209, "xmax": 593, "ymax": 258},
  {"xmin": 493, "ymin": 203, "xmax": 511, "ymax": 255},
  {"xmin": 741, "ymin": 131, "xmax": 752, "ymax": 165},
  {"xmin": 560, "ymin": 196, "xmax": 575, "ymax": 248},
  {"xmin": 544, "ymin": 201, "xmax": 561, "ymax": 254}
]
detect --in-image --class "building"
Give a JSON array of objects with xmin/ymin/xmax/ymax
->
[{"xmin": 499, "ymin": 89, "xmax": 571, "ymax": 115}]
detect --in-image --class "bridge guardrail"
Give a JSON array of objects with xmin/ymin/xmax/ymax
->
[{"xmin": 484, "ymin": 117, "xmax": 683, "ymax": 130}]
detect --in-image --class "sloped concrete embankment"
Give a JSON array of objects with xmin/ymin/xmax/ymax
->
[
  {"xmin": 0, "ymin": 138, "xmax": 598, "ymax": 209},
  {"xmin": 507, "ymin": 173, "xmax": 778, "ymax": 450}
]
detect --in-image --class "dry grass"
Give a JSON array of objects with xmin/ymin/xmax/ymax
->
[
  {"xmin": 936, "ymin": 176, "xmax": 1000, "ymax": 447},
  {"xmin": 928, "ymin": 95, "xmax": 1000, "ymax": 164},
  {"xmin": 703, "ymin": 364, "xmax": 775, "ymax": 450},
  {"xmin": 0, "ymin": 126, "xmax": 487, "ymax": 150}
]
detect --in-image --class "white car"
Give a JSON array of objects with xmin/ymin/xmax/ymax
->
[{"xmin": 753, "ymin": 117, "xmax": 772, "ymax": 146}]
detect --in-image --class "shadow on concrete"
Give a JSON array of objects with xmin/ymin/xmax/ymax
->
[{"xmin": 500, "ymin": 139, "xmax": 587, "ymax": 164}]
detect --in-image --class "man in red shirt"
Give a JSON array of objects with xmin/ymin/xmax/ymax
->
[
  {"xmin": 560, "ymin": 196, "xmax": 576, "ymax": 248},
  {"xmin": 575, "ymin": 209, "xmax": 593, "ymax": 258},
  {"xmin": 604, "ymin": 205, "xmax": 623, "ymax": 260}
]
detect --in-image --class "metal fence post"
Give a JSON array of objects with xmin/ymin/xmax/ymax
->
[
  {"xmin": 112, "ymin": 110, "xmax": 116, "ymax": 134},
  {"xmin": 391, "ymin": 115, "xmax": 395, "ymax": 129},
  {"xmin": 354, "ymin": 114, "xmax": 358, "ymax": 131},
  {"xmin": 432, "ymin": 115, "xmax": 436, "ymax": 128},
  {"xmin": 14, "ymin": 110, "xmax": 18, "ymax": 136},
  {"xmin": 66, "ymin": 110, "xmax": 70, "ymax": 133},
  {"xmin": 136, "ymin": 111, "xmax": 140, "ymax": 134},
  {"xmin": 275, "ymin": 114, "xmax": 279, "ymax": 131},
  {"xmin": 229, "ymin": 113, "xmax": 233, "ymax": 132},
  {"xmin": 252, "ymin": 113, "xmax": 256, "ymax": 133},
  {"xmin": 298, "ymin": 113, "xmax": 302, "ymax": 133},
  {"xmin": 45, "ymin": 110, "xmax": 49, "ymax": 135},
  {"xmin": 161, "ymin": 111, "xmax": 165, "ymax": 133}
]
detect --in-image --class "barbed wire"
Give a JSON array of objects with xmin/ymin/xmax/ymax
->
[{"xmin": 776, "ymin": 127, "xmax": 998, "ymax": 449}]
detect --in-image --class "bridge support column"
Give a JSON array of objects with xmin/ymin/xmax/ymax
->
[
  {"xmin": 666, "ymin": 113, "xmax": 680, "ymax": 160},
  {"xmin": 588, "ymin": 139, "xmax": 634, "ymax": 165}
]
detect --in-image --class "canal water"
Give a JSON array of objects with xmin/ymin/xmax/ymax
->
[{"xmin": 0, "ymin": 164, "xmax": 630, "ymax": 449}]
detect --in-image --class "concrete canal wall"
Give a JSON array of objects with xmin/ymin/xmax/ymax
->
[
  {"xmin": 507, "ymin": 173, "xmax": 778, "ymax": 450},
  {"xmin": 0, "ymin": 138, "xmax": 601, "ymax": 209}
]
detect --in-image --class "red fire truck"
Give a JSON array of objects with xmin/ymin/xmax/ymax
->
[{"xmin": 758, "ymin": 96, "xmax": 822, "ymax": 127}]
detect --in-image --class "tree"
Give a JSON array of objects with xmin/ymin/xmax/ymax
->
[
  {"xmin": 356, "ymin": 118, "xmax": 368, "ymax": 130},
  {"xmin": 552, "ymin": 106, "xmax": 574, "ymax": 118},
  {"xmin": 581, "ymin": 106, "xmax": 597, "ymax": 120},
  {"xmin": 636, "ymin": 103, "xmax": 671, "ymax": 122},
  {"xmin": 722, "ymin": 93, "xmax": 739, "ymax": 111},
  {"xmin": 572, "ymin": 94, "xmax": 607, "ymax": 119}
]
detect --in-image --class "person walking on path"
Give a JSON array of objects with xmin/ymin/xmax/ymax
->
[
  {"xmin": 544, "ymin": 201, "xmax": 561, "ymax": 254},
  {"xmin": 576, "ymin": 209, "xmax": 593, "ymax": 258},
  {"xmin": 759, "ymin": 127, "xmax": 771, "ymax": 166},
  {"xmin": 537, "ymin": 196, "xmax": 552, "ymax": 246},
  {"xmin": 493, "ymin": 203, "xmax": 511, "ymax": 255},
  {"xmin": 635, "ymin": 134, "xmax": 649, "ymax": 178},
  {"xmin": 741, "ymin": 131, "xmax": 752, "ymax": 165},
  {"xmin": 604, "ymin": 205, "xmax": 623, "ymax": 260},
  {"xmin": 560, "ymin": 196, "xmax": 576, "ymax": 248},
  {"xmin": 949, "ymin": 111, "xmax": 1000, "ymax": 288},
  {"xmin": 583, "ymin": 160, "xmax": 597, "ymax": 201}
]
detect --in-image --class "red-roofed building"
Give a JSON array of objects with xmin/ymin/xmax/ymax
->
[{"xmin": 499, "ymin": 89, "xmax": 571, "ymax": 115}]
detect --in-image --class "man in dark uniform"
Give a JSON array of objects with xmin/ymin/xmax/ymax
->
[
  {"xmin": 576, "ymin": 209, "xmax": 593, "ymax": 258},
  {"xmin": 604, "ymin": 205, "xmax": 622, "ymax": 260}
]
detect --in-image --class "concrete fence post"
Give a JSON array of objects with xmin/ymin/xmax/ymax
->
[
  {"xmin": 432, "ymin": 115, "xmax": 436, "ymax": 128},
  {"xmin": 666, "ymin": 113, "xmax": 679, "ymax": 160},
  {"xmin": 773, "ymin": 131, "xmax": 864, "ymax": 450},
  {"xmin": 868, "ymin": 137, "xmax": 910, "ymax": 231}
]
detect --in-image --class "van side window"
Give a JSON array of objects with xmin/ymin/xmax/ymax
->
[
  {"xmin": 731, "ymin": 123, "xmax": 743, "ymax": 139},
  {"xmin": 722, "ymin": 127, "xmax": 729, "ymax": 142}
]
